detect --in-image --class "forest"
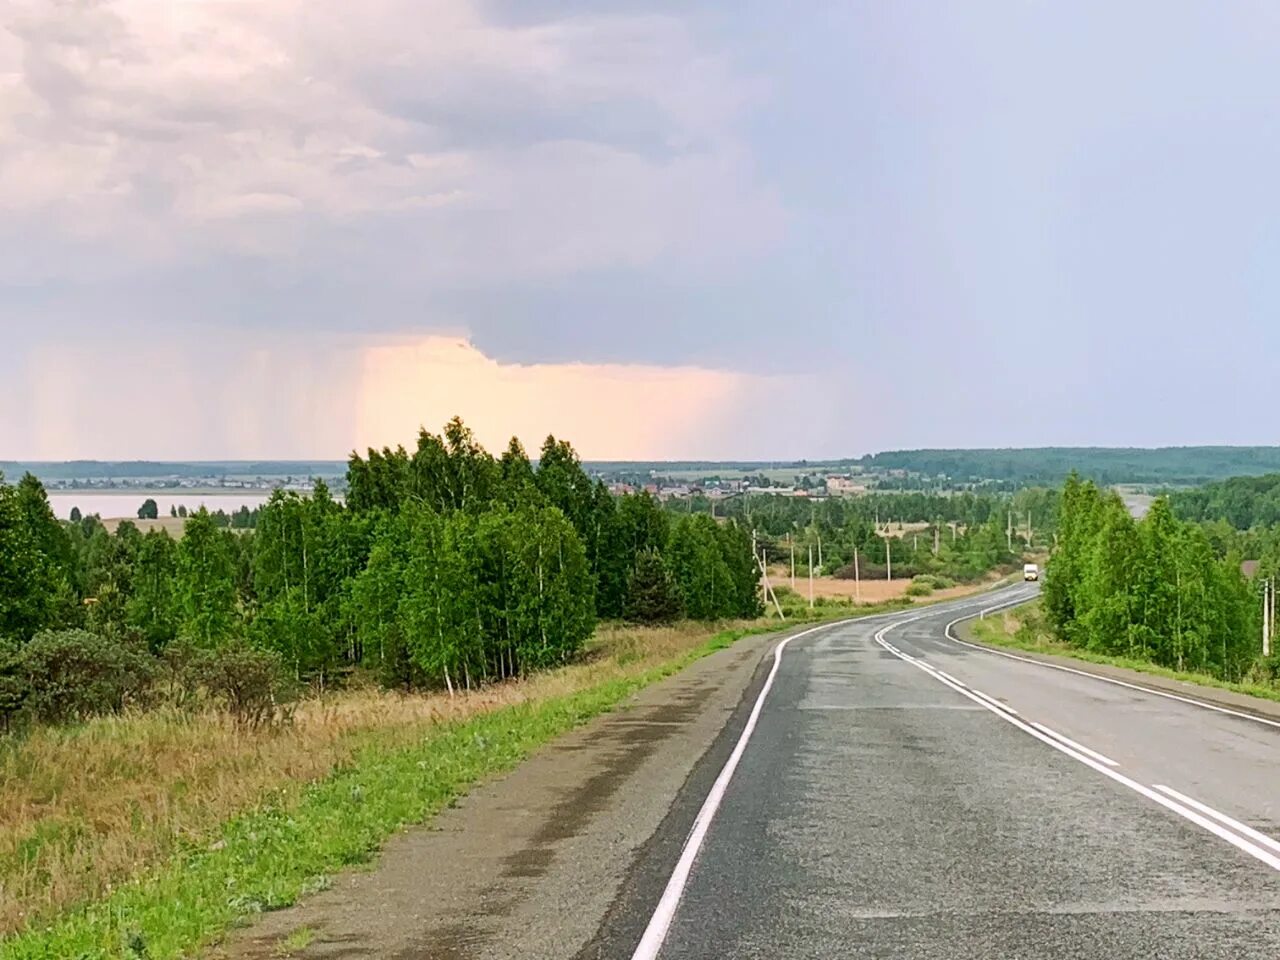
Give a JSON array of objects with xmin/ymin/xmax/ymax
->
[
  {"xmin": 1043, "ymin": 475, "xmax": 1264, "ymax": 681},
  {"xmin": 859, "ymin": 447, "xmax": 1280, "ymax": 486},
  {"xmin": 1170, "ymin": 473, "xmax": 1280, "ymax": 530},
  {"xmin": 0, "ymin": 419, "xmax": 762, "ymax": 731}
]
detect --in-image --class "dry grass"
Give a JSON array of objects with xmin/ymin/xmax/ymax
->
[
  {"xmin": 0, "ymin": 620, "xmax": 744, "ymax": 936},
  {"xmin": 100, "ymin": 516, "xmax": 188, "ymax": 537},
  {"xmin": 764, "ymin": 565, "xmax": 1001, "ymax": 604}
]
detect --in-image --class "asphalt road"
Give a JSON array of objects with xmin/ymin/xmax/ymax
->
[{"xmin": 586, "ymin": 586, "xmax": 1280, "ymax": 959}]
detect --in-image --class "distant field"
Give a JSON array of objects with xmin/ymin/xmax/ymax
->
[{"xmin": 765, "ymin": 564, "xmax": 1003, "ymax": 604}]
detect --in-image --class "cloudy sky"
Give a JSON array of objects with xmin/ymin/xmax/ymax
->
[{"xmin": 3, "ymin": 1, "xmax": 1280, "ymax": 460}]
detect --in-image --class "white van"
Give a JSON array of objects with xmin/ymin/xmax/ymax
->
[{"xmin": 1023, "ymin": 563, "xmax": 1040, "ymax": 582}]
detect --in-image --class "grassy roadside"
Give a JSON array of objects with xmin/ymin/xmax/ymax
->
[
  {"xmin": 966, "ymin": 602, "xmax": 1280, "ymax": 705},
  {"xmin": 0, "ymin": 588, "xmax": 990, "ymax": 960},
  {"xmin": 0, "ymin": 623, "xmax": 762, "ymax": 959}
]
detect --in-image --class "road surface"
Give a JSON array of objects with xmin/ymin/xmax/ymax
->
[{"xmin": 584, "ymin": 585, "xmax": 1280, "ymax": 959}]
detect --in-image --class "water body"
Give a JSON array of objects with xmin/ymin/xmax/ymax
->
[{"xmin": 47, "ymin": 492, "xmax": 277, "ymax": 521}]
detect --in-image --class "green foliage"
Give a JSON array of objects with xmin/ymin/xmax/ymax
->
[
  {"xmin": 195, "ymin": 640, "xmax": 292, "ymax": 728},
  {"xmin": 18, "ymin": 630, "xmax": 155, "ymax": 724},
  {"xmin": 175, "ymin": 509, "xmax": 237, "ymax": 647},
  {"xmin": 1044, "ymin": 476, "xmax": 1260, "ymax": 680},
  {"xmin": 137, "ymin": 499, "xmax": 159, "ymax": 521},
  {"xmin": 624, "ymin": 549, "xmax": 684, "ymax": 624},
  {"xmin": 0, "ymin": 420, "xmax": 763, "ymax": 725},
  {"xmin": 860, "ymin": 447, "xmax": 1280, "ymax": 486},
  {"xmin": 1171, "ymin": 473, "xmax": 1280, "ymax": 529}
]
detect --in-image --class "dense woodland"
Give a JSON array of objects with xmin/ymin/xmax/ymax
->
[
  {"xmin": 1170, "ymin": 474, "xmax": 1280, "ymax": 530},
  {"xmin": 1044, "ymin": 475, "xmax": 1264, "ymax": 681},
  {"xmin": 860, "ymin": 447, "xmax": 1280, "ymax": 486},
  {"xmin": 0, "ymin": 420, "xmax": 762, "ymax": 730}
]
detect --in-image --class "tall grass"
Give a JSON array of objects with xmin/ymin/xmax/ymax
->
[{"xmin": 0, "ymin": 620, "xmax": 750, "ymax": 943}]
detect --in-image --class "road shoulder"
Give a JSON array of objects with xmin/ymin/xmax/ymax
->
[{"xmin": 213, "ymin": 624, "xmax": 811, "ymax": 960}]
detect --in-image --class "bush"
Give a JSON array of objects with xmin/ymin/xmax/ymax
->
[
  {"xmin": 19, "ymin": 630, "xmax": 156, "ymax": 724},
  {"xmin": 195, "ymin": 641, "xmax": 294, "ymax": 728},
  {"xmin": 905, "ymin": 581, "xmax": 934, "ymax": 597},
  {"xmin": 0, "ymin": 638, "xmax": 26, "ymax": 733}
]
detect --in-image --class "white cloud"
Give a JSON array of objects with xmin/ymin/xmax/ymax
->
[{"xmin": 0, "ymin": 0, "xmax": 782, "ymax": 286}]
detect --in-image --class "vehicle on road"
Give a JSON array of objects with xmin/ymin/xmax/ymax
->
[{"xmin": 1023, "ymin": 562, "xmax": 1040, "ymax": 581}]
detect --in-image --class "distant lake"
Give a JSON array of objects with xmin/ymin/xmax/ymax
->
[{"xmin": 48, "ymin": 492, "xmax": 277, "ymax": 521}]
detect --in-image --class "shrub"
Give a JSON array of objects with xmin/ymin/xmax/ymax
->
[
  {"xmin": 0, "ymin": 638, "xmax": 26, "ymax": 733},
  {"xmin": 905, "ymin": 581, "xmax": 934, "ymax": 597},
  {"xmin": 19, "ymin": 630, "xmax": 156, "ymax": 724},
  {"xmin": 196, "ymin": 641, "xmax": 295, "ymax": 728}
]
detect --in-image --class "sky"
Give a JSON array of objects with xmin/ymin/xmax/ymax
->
[{"xmin": 4, "ymin": 1, "xmax": 1280, "ymax": 460}]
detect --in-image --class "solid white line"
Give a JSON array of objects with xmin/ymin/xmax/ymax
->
[
  {"xmin": 874, "ymin": 620, "xmax": 1280, "ymax": 876},
  {"xmin": 1153, "ymin": 785, "xmax": 1280, "ymax": 856},
  {"xmin": 1030, "ymin": 721, "xmax": 1118, "ymax": 767},
  {"xmin": 629, "ymin": 616, "xmax": 850, "ymax": 960},
  {"xmin": 969, "ymin": 688, "xmax": 1019, "ymax": 716},
  {"xmin": 630, "ymin": 586, "xmax": 1030, "ymax": 959},
  {"xmin": 942, "ymin": 618, "xmax": 1280, "ymax": 732}
]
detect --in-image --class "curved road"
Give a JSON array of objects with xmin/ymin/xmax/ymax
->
[{"xmin": 585, "ymin": 585, "xmax": 1280, "ymax": 959}]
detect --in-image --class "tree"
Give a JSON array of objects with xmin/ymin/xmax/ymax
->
[
  {"xmin": 175, "ymin": 509, "xmax": 236, "ymax": 647},
  {"xmin": 70, "ymin": 506, "xmax": 83, "ymax": 524},
  {"xmin": 666, "ymin": 515, "xmax": 737, "ymax": 621},
  {"xmin": 128, "ymin": 530, "xmax": 180, "ymax": 650},
  {"xmin": 624, "ymin": 549, "xmax": 683, "ymax": 624},
  {"xmin": 138, "ymin": 499, "xmax": 160, "ymax": 520}
]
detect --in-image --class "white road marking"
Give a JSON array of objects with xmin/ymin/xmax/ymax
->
[
  {"xmin": 1153, "ymin": 785, "xmax": 1280, "ymax": 856},
  {"xmin": 1030, "ymin": 721, "xmax": 1118, "ymax": 767},
  {"xmin": 631, "ymin": 587, "xmax": 1031, "ymax": 959},
  {"xmin": 969, "ymin": 688, "xmax": 1019, "ymax": 716},
  {"xmin": 875, "ymin": 619, "xmax": 1280, "ymax": 877},
  {"xmin": 629, "ymin": 616, "xmax": 852, "ymax": 960},
  {"xmin": 943, "ymin": 603, "xmax": 1280, "ymax": 732}
]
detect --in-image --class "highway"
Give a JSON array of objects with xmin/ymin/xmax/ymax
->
[{"xmin": 588, "ymin": 586, "xmax": 1280, "ymax": 959}]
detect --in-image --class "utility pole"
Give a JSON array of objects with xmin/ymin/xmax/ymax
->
[
  {"xmin": 808, "ymin": 544, "xmax": 815, "ymax": 610},
  {"xmin": 1266, "ymin": 579, "xmax": 1273, "ymax": 659},
  {"xmin": 758, "ymin": 548, "xmax": 786, "ymax": 620},
  {"xmin": 1026, "ymin": 510, "xmax": 1033, "ymax": 549},
  {"xmin": 1007, "ymin": 511, "xmax": 1013, "ymax": 552},
  {"xmin": 886, "ymin": 536, "xmax": 893, "ymax": 582},
  {"xmin": 817, "ymin": 534, "xmax": 823, "ymax": 571},
  {"xmin": 933, "ymin": 524, "xmax": 940, "ymax": 556},
  {"xmin": 790, "ymin": 533, "xmax": 796, "ymax": 590}
]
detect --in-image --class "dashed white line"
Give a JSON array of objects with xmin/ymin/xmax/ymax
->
[
  {"xmin": 943, "ymin": 604, "xmax": 1280, "ymax": 732},
  {"xmin": 1030, "ymin": 721, "xmax": 1118, "ymax": 767},
  {"xmin": 876, "ymin": 616, "xmax": 1280, "ymax": 878},
  {"xmin": 1152, "ymin": 785, "xmax": 1280, "ymax": 857},
  {"xmin": 969, "ymin": 688, "xmax": 1019, "ymax": 716}
]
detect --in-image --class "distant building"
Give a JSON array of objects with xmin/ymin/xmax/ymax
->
[{"xmin": 826, "ymin": 476, "xmax": 868, "ymax": 496}]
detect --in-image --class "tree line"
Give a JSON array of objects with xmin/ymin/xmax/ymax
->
[
  {"xmin": 0, "ymin": 420, "xmax": 762, "ymax": 729},
  {"xmin": 701, "ymin": 488, "xmax": 1048, "ymax": 582},
  {"xmin": 1044, "ymin": 474, "xmax": 1261, "ymax": 680}
]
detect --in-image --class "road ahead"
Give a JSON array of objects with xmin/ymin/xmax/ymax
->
[{"xmin": 591, "ymin": 586, "xmax": 1280, "ymax": 959}]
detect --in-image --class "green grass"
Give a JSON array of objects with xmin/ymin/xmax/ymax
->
[
  {"xmin": 0, "ymin": 587, "xmax": 1006, "ymax": 960},
  {"xmin": 0, "ymin": 622, "xmax": 789, "ymax": 960},
  {"xmin": 967, "ymin": 604, "xmax": 1280, "ymax": 705}
]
